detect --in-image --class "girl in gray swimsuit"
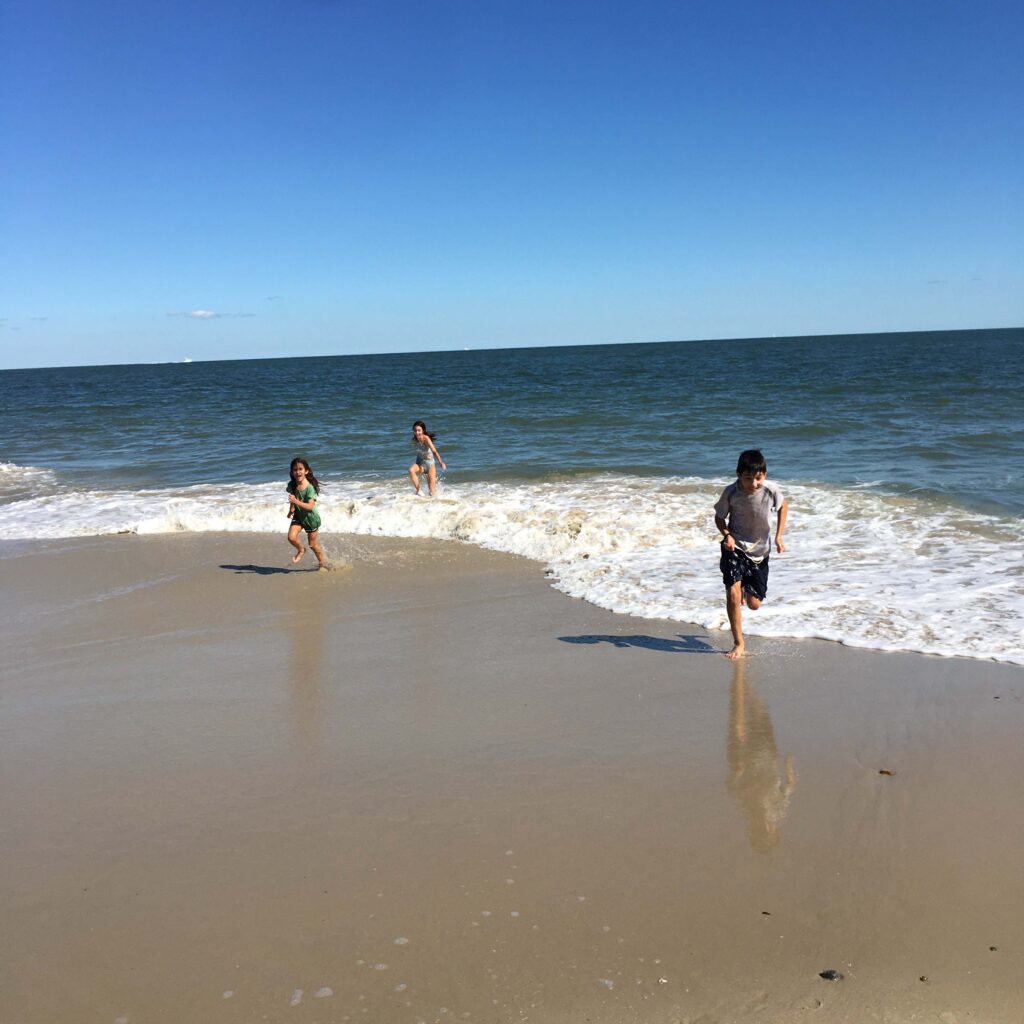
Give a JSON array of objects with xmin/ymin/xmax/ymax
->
[{"xmin": 408, "ymin": 420, "xmax": 446, "ymax": 496}]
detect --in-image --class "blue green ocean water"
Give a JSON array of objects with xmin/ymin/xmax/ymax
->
[{"xmin": 2, "ymin": 328, "xmax": 1022, "ymax": 663}]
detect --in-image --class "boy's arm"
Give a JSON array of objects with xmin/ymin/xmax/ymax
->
[
  {"xmin": 775, "ymin": 499, "xmax": 788, "ymax": 553},
  {"xmin": 713, "ymin": 485, "xmax": 734, "ymax": 548},
  {"xmin": 715, "ymin": 515, "xmax": 735, "ymax": 550}
]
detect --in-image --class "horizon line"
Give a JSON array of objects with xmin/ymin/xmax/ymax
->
[{"xmin": 2, "ymin": 324, "xmax": 1021, "ymax": 373}]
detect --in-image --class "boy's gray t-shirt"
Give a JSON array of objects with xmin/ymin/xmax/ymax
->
[{"xmin": 714, "ymin": 481, "xmax": 784, "ymax": 563}]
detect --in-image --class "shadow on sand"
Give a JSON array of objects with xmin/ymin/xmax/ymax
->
[
  {"xmin": 220, "ymin": 563, "xmax": 317, "ymax": 575},
  {"xmin": 558, "ymin": 633, "xmax": 719, "ymax": 654}
]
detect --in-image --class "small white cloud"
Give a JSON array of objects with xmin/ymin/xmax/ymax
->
[{"xmin": 168, "ymin": 308, "xmax": 254, "ymax": 319}]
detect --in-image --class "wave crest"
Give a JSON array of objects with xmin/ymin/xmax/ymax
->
[{"xmin": 1, "ymin": 474, "xmax": 1021, "ymax": 665}]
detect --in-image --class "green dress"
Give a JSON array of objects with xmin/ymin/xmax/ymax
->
[{"xmin": 287, "ymin": 483, "xmax": 321, "ymax": 532}]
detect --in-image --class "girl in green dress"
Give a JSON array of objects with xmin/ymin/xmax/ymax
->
[{"xmin": 286, "ymin": 457, "xmax": 326, "ymax": 568}]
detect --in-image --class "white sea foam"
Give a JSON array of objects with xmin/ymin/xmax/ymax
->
[
  {"xmin": 0, "ymin": 461, "xmax": 59, "ymax": 503},
  {"xmin": 1, "ymin": 470, "xmax": 1021, "ymax": 664}
]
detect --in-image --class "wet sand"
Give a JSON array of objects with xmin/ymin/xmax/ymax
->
[{"xmin": 2, "ymin": 533, "xmax": 1022, "ymax": 1023}]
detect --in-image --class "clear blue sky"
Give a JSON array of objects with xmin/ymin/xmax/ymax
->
[{"xmin": 2, "ymin": 0, "xmax": 1022, "ymax": 368}]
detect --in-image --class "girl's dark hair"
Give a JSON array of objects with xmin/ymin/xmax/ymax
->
[
  {"xmin": 736, "ymin": 449, "xmax": 767, "ymax": 476},
  {"xmin": 289, "ymin": 457, "xmax": 321, "ymax": 494},
  {"xmin": 412, "ymin": 420, "xmax": 436, "ymax": 440}
]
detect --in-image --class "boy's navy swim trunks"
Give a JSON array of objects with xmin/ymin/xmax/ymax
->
[{"xmin": 720, "ymin": 544, "xmax": 769, "ymax": 601}]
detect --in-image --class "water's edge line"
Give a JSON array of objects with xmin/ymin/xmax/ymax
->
[{"xmin": 6, "ymin": 529, "xmax": 1019, "ymax": 669}]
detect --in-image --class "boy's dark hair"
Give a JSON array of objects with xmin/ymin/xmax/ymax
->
[{"xmin": 736, "ymin": 449, "xmax": 766, "ymax": 476}]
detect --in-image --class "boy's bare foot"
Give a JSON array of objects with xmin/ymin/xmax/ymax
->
[
  {"xmin": 290, "ymin": 547, "xmax": 305, "ymax": 564},
  {"xmin": 725, "ymin": 643, "xmax": 745, "ymax": 660}
]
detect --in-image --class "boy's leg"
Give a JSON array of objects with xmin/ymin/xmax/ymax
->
[
  {"xmin": 726, "ymin": 580, "xmax": 745, "ymax": 659},
  {"xmin": 720, "ymin": 544, "xmax": 748, "ymax": 658},
  {"xmin": 744, "ymin": 555, "xmax": 769, "ymax": 611}
]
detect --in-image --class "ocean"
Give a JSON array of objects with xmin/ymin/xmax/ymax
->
[{"xmin": 2, "ymin": 328, "xmax": 1022, "ymax": 664}]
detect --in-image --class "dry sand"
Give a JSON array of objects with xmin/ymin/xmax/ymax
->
[{"xmin": 2, "ymin": 532, "xmax": 1022, "ymax": 1023}]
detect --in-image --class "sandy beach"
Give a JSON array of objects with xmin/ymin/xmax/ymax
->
[{"xmin": 2, "ymin": 532, "xmax": 1022, "ymax": 1023}]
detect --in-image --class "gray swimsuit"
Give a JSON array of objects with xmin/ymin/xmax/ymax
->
[{"xmin": 413, "ymin": 439, "xmax": 435, "ymax": 468}]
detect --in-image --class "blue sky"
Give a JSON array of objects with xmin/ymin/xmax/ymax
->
[{"xmin": 1, "ymin": 0, "xmax": 1021, "ymax": 368}]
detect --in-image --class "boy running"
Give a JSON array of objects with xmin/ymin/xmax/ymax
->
[{"xmin": 714, "ymin": 449, "xmax": 788, "ymax": 660}]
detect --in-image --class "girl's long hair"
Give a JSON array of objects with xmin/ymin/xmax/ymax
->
[
  {"xmin": 412, "ymin": 420, "xmax": 436, "ymax": 440},
  {"xmin": 289, "ymin": 457, "xmax": 321, "ymax": 494}
]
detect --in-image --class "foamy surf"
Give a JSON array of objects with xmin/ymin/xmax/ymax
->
[
  {"xmin": 0, "ymin": 461, "xmax": 59, "ymax": 504},
  {"xmin": 1, "ymin": 466, "xmax": 1021, "ymax": 665}
]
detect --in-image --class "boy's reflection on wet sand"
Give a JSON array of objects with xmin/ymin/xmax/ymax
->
[{"xmin": 727, "ymin": 659, "xmax": 797, "ymax": 852}]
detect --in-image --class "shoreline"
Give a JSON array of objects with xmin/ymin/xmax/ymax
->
[{"xmin": 2, "ymin": 533, "xmax": 1022, "ymax": 1022}]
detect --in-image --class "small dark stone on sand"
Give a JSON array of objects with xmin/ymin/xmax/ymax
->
[
  {"xmin": 919, "ymin": 976, "xmax": 928, "ymax": 982},
  {"xmin": 878, "ymin": 769, "xmax": 894, "ymax": 776},
  {"xmin": 990, "ymin": 946, "xmax": 998, "ymax": 951},
  {"xmin": 818, "ymin": 970, "xmax": 844, "ymax": 981},
  {"xmin": 762, "ymin": 910, "xmax": 771, "ymax": 915}
]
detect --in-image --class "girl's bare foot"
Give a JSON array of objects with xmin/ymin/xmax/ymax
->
[
  {"xmin": 291, "ymin": 547, "xmax": 305, "ymax": 564},
  {"xmin": 725, "ymin": 643, "xmax": 745, "ymax": 660}
]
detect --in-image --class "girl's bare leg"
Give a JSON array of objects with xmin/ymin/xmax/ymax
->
[
  {"xmin": 307, "ymin": 529, "xmax": 326, "ymax": 568},
  {"xmin": 408, "ymin": 464, "xmax": 421, "ymax": 493},
  {"xmin": 427, "ymin": 463, "xmax": 437, "ymax": 496},
  {"xmin": 288, "ymin": 523, "xmax": 305, "ymax": 564}
]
